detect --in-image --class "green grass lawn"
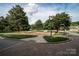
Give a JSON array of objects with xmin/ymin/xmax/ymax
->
[
  {"xmin": 43, "ymin": 36, "xmax": 69, "ymax": 43},
  {"xmin": 0, "ymin": 34, "xmax": 37, "ymax": 39}
]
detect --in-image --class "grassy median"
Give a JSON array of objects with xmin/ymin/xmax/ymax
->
[
  {"xmin": 43, "ymin": 36, "xmax": 69, "ymax": 43},
  {"xmin": 0, "ymin": 34, "xmax": 37, "ymax": 39}
]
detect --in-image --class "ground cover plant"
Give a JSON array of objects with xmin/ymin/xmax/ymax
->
[{"xmin": 0, "ymin": 33, "xmax": 37, "ymax": 39}]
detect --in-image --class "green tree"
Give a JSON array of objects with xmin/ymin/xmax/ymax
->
[
  {"xmin": 53, "ymin": 12, "xmax": 71, "ymax": 33},
  {"xmin": 34, "ymin": 20, "xmax": 43, "ymax": 30},
  {"xmin": 0, "ymin": 16, "xmax": 9, "ymax": 32},
  {"xmin": 43, "ymin": 19, "xmax": 54, "ymax": 30},
  {"xmin": 44, "ymin": 12, "xmax": 71, "ymax": 33},
  {"xmin": 0, "ymin": 16, "xmax": 5, "ymax": 32},
  {"xmin": 30, "ymin": 24, "xmax": 36, "ymax": 30},
  {"xmin": 7, "ymin": 5, "xmax": 30, "ymax": 31}
]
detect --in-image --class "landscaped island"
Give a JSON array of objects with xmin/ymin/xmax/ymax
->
[
  {"xmin": 43, "ymin": 36, "xmax": 69, "ymax": 43},
  {"xmin": 0, "ymin": 33, "xmax": 37, "ymax": 40}
]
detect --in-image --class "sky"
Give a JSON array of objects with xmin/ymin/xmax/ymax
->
[{"xmin": 0, "ymin": 3, "xmax": 79, "ymax": 24}]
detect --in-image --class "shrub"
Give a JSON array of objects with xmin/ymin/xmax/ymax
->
[
  {"xmin": 0, "ymin": 34, "xmax": 37, "ymax": 39},
  {"xmin": 43, "ymin": 36, "xmax": 69, "ymax": 42}
]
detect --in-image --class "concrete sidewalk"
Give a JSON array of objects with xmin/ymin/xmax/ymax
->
[
  {"xmin": 67, "ymin": 32, "xmax": 79, "ymax": 36},
  {"xmin": 21, "ymin": 36, "xmax": 47, "ymax": 43}
]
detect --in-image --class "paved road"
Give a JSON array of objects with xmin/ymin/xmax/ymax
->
[
  {"xmin": 0, "ymin": 38, "xmax": 22, "ymax": 50},
  {"xmin": 0, "ymin": 33, "xmax": 79, "ymax": 56},
  {"xmin": 67, "ymin": 32, "xmax": 79, "ymax": 36}
]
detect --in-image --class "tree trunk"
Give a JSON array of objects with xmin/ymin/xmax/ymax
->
[
  {"xmin": 56, "ymin": 29, "xmax": 59, "ymax": 33},
  {"xmin": 50, "ymin": 30, "xmax": 52, "ymax": 36}
]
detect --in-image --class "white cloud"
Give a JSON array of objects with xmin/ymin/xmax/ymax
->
[
  {"xmin": 24, "ymin": 4, "xmax": 65, "ymax": 24},
  {"xmin": 0, "ymin": 3, "xmax": 79, "ymax": 25},
  {"xmin": 24, "ymin": 3, "xmax": 38, "ymax": 16},
  {"xmin": 24, "ymin": 4, "xmax": 79, "ymax": 24}
]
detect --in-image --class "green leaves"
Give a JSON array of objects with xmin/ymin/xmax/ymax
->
[
  {"xmin": 44, "ymin": 19, "xmax": 54, "ymax": 30},
  {"xmin": 44, "ymin": 12, "xmax": 71, "ymax": 32},
  {"xmin": 0, "ymin": 5, "xmax": 30, "ymax": 32},
  {"xmin": 31, "ymin": 20, "xmax": 43, "ymax": 30},
  {"xmin": 71, "ymin": 21, "xmax": 79, "ymax": 26}
]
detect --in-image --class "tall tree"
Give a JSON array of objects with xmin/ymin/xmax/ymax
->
[
  {"xmin": 7, "ymin": 5, "xmax": 30, "ymax": 31},
  {"xmin": 53, "ymin": 12, "xmax": 71, "ymax": 33},
  {"xmin": 0, "ymin": 16, "xmax": 5, "ymax": 32},
  {"xmin": 43, "ymin": 19, "xmax": 54, "ymax": 30},
  {"xmin": 44, "ymin": 12, "xmax": 71, "ymax": 33},
  {"xmin": 34, "ymin": 20, "xmax": 43, "ymax": 30},
  {"xmin": 0, "ymin": 16, "xmax": 9, "ymax": 32}
]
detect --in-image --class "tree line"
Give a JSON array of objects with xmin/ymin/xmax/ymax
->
[
  {"xmin": 31, "ymin": 12, "xmax": 71, "ymax": 33},
  {"xmin": 0, "ymin": 5, "xmax": 71, "ymax": 33},
  {"xmin": 71, "ymin": 21, "xmax": 79, "ymax": 26}
]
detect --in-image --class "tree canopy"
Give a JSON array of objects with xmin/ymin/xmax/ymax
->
[
  {"xmin": 44, "ymin": 12, "xmax": 71, "ymax": 33},
  {"xmin": 53, "ymin": 12, "xmax": 71, "ymax": 32},
  {"xmin": 31, "ymin": 20, "xmax": 43, "ymax": 30},
  {"xmin": 0, "ymin": 5, "xmax": 30, "ymax": 32},
  {"xmin": 43, "ymin": 19, "xmax": 54, "ymax": 30}
]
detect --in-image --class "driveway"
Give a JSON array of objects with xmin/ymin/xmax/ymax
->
[
  {"xmin": 0, "ymin": 33, "xmax": 79, "ymax": 56},
  {"xmin": 21, "ymin": 36, "xmax": 47, "ymax": 43}
]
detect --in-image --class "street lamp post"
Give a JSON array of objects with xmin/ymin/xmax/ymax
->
[{"xmin": 49, "ymin": 16, "xmax": 53, "ymax": 37}]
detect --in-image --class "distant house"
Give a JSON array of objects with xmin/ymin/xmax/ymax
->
[{"xmin": 70, "ymin": 26, "xmax": 79, "ymax": 31}]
